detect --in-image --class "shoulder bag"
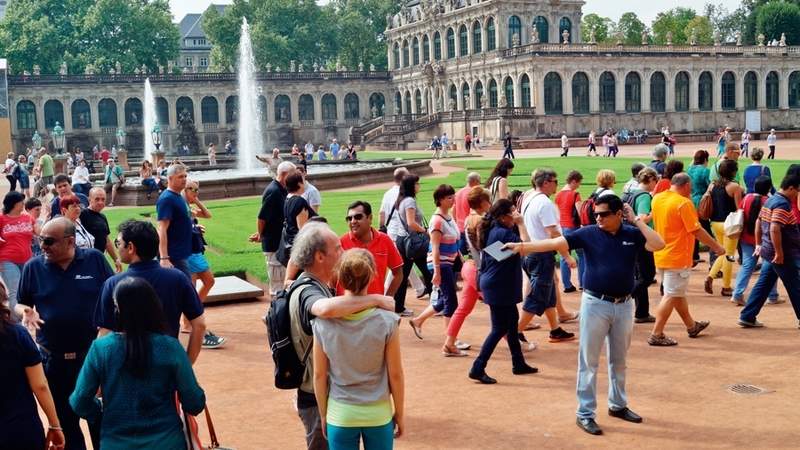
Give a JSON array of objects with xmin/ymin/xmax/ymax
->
[
  {"xmin": 396, "ymin": 200, "xmax": 429, "ymax": 260},
  {"xmin": 697, "ymin": 183, "xmax": 715, "ymax": 221}
]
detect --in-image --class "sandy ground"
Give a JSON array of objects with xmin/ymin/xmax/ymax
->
[{"xmin": 13, "ymin": 137, "xmax": 800, "ymax": 449}]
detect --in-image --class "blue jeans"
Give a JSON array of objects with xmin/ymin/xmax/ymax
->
[
  {"xmin": 740, "ymin": 257, "xmax": 800, "ymax": 323},
  {"xmin": 0, "ymin": 261, "xmax": 24, "ymax": 313},
  {"xmin": 576, "ymin": 292, "xmax": 634, "ymax": 420},
  {"xmin": 431, "ymin": 264, "xmax": 458, "ymax": 317},
  {"xmin": 732, "ymin": 242, "xmax": 778, "ymax": 301},
  {"xmin": 560, "ymin": 227, "xmax": 585, "ymax": 290},
  {"xmin": 326, "ymin": 421, "xmax": 394, "ymax": 450}
]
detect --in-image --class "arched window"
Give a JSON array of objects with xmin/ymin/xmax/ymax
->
[
  {"xmin": 44, "ymin": 100, "xmax": 64, "ymax": 129},
  {"xmin": 369, "ymin": 93, "xmax": 385, "ymax": 117},
  {"xmin": 508, "ymin": 15, "xmax": 521, "ymax": 47},
  {"xmin": 559, "ymin": 17, "xmax": 572, "ymax": 43},
  {"xmin": 790, "ymin": 71, "xmax": 800, "ymax": 109},
  {"xmin": 124, "ymin": 98, "xmax": 143, "ymax": 126},
  {"xmin": 721, "ymin": 71, "xmax": 735, "ymax": 110},
  {"xmin": 404, "ymin": 91, "xmax": 412, "ymax": 115},
  {"xmin": 534, "ymin": 16, "xmax": 549, "ymax": 43},
  {"xmin": 504, "ymin": 77, "xmax": 515, "ymax": 107},
  {"xmin": 766, "ymin": 71, "xmax": 779, "ymax": 110},
  {"xmin": 675, "ymin": 72, "xmax": 690, "ymax": 112},
  {"xmin": 744, "ymin": 71, "xmax": 757, "ymax": 110},
  {"xmin": 176, "ymin": 96, "xmax": 194, "ymax": 122},
  {"xmin": 521, "ymin": 74, "xmax": 531, "ymax": 108},
  {"xmin": 422, "ymin": 35, "xmax": 430, "ymax": 62},
  {"xmin": 446, "ymin": 28, "xmax": 455, "ymax": 59},
  {"xmin": 275, "ymin": 95, "xmax": 291, "ymax": 122},
  {"xmin": 225, "ymin": 95, "xmax": 238, "ymax": 123},
  {"xmin": 449, "ymin": 84, "xmax": 458, "ymax": 110},
  {"xmin": 322, "ymin": 94, "xmax": 337, "ymax": 121},
  {"xmin": 299, "ymin": 94, "xmax": 315, "ymax": 120},
  {"xmin": 459, "ymin": 25, "xmax": 468, "ymax": 56},
  {"xmin": 16, "ymin": 100, "xmax": 36, "ymax": 130},
  {"xmin": 599, "ymin": 72, "xmax": 615, "ymax": 113},
  {"xmin": 395, "ymin": 92, "xmax": 402, "ymax": 114},
  {"xmin": 201, "ymin": 96, "xmax": 219, "ymax": 124},
  {"xmin": 472, "ymin": 21, "xmax": 482, "ymax": 54},
  {"xmin": 489, "ymin": 79, "xmax": 498, "ymax": 107},
  {"xmin": 474, "ymin": 81, "xmax": 484, "ymax": 109},
  {"xmin": 393, "ymin": 43, "xmax": 400, "ymax": 69},
  {"xmin": 650, "ymin": 72, "xmax": 666, "ymax": 112},
  {"xmin": 71, "ymin": 99, "xmax": 91, "ymax": 129},
  {"xmin": 415, "ymin": 90, "xmax": 422, "ymax": 113},
  {"xmin": 155, "ymin": 97, "xmax": 169, "ymax": 125},
  {"xmin": 544, "ymin": 72, "xmax": 562, "ymax": 114},
  {"xmin": 572, "ymin": 72, "xmax": 590, "ymax": 114},
  {"xmin": 461, "ymin": 82, "xmax": 470, "ymax": 110},
  {"xmin": 412, "ymin": 37, "xmax": 420, "ymax": 65},
  {"xmin": 434, "ymin": 32, "xmax": 442, "ymax": 60},
  {"xmin": 345, "ymin": 93, "xmax": 360, "ymax": 119},
  {"xmin": 98, "ymin": 98, "xmax": 118, "ymax": 127},
  {"xmin": 625, "ymin": 72, "xmax": 641, "ymax": 113},
  {"xmin": 698, "ymin": 71, "xmax": 713, "ymax": 111},
  {"xmin": 402, "ymin": 40, "xmax": 409, "ymax": 67},
  {"xmin": 486, "ymin": 18, "xmax": 496, "ymax": 50}
]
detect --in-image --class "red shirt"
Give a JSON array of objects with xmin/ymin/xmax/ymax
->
[
  {"xmin": 554, "ymin": 189, "xmax": 581, "ymax": 228},
  {"xmin": 0, "ymin": 213, "xmax": 35, "ymax": 265},
  {"xmin": 100, "ymin": 149, "xmax": 110, "ymax": 163},
  {"xmin": 740, "ymin": 193, "xmax": 763, "ymax": 245},
  {"xmin": 653, "ymin": 178, "xmax": 671, "ymax": 195},
  {"xmin": 454, "ymin": 186, "xmax": 472, "ymax": 233},
  {"xmin": 338, "ymin": 228, "xmax": 403, "ymax": 295}
]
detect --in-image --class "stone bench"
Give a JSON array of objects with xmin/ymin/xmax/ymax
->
[{"xmin": 199, "ymin": 276, "xmax": 264, "ymax": 304}]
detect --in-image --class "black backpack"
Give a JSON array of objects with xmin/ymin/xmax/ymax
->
[
  {"xmin": 621, "ymin": 190, "xmax": 650, "ymax": 221},
  {"xmin": 264, "ymin": 277, "xmax": 317, "ymax": 390}
]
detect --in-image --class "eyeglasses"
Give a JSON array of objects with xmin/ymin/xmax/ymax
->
[
  {"xmin": 345, "ymin": 213, "xmax": 365, "ymax": 222},
  {"xmin": 594, "ymin": 210, "xmax": 615, "ymax": 219},
  {"xmin": 38, "ymin": 236, "xmax": 64, "ymax": 247}
]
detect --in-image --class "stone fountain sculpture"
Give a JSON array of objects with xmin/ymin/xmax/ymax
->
[{"xmin": 177, "ymin": 108, "xmax": 199, "ymax": 154}]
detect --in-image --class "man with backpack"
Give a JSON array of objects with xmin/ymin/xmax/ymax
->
[{"xmin": 270, "ymin": 222, "xmax": 394, "ymax": 449}]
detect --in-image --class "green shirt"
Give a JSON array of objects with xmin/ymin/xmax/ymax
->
[
  {"xmin": 39, "ymin": 154, "xmax": 54, "ymax": 177},
  {"xmin": 687, "ymin": 164, "xmax": 710, "ymax": 208},
  {"xmin": 630, "ymin": 188, "xmax": 654, "ymax": 228}
]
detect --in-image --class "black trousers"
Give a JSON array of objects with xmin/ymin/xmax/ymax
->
[
  {"xmin": 6, "ymin": 175, "xmax": 17, "ymax": 191},
  {"xmin": 502, "ymin": 146, "xmax": 515, "ymax": 159},
  {"xmin": 472, "ymin": 304, "xmax": 525, "ymax": 372},
  {"xmin": 41, "ymin": 351, "xmax": 100, "ymax": 450},
  {"xmin": 768, "ymin": 145, "xmax": 775, "ymax": 159},
  {"xmin": 633, "ymin": 249, "xmax": 656, "ymax": 319},
  {"xmin": 393, "ymin": 247, "xmax": 432, "ymax": 313}
]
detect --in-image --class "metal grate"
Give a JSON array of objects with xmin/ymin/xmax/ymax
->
[{"xmin": 728, "ymin": 384, "xmax": 767, "ymax": 395}]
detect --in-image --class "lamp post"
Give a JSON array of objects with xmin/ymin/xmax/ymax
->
[{"xmin": 52, "ymin": 122, "xmax": 65, "ymax": 155}]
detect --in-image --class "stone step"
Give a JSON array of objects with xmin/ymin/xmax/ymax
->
[{"xmin": 199, "ymin": 276, "xmax": 264, "ymax": 303}]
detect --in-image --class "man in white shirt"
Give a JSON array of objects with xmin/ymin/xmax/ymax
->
[
  {"xmin": 305, "ymin": 141, "xmax": 315, "ymax": 161},
  {"xmin": 767, "ymin": 129, "xmax": 777, "ymax": 159},
  {"xmin": 440, "ymin": 133, "xmax": 449, "ymax": 158},
  {"xmin": 740, "ymin": 129, "xmax": 751, "ymax": 158},
  {"xmin": 518, "ymin": 168, "xmax": 577, "ymax": 345},
  {"xmin": 560, "ymin": 132, "xmax": 570, "ymax": 157}
]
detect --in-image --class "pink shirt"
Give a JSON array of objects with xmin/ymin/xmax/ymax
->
[{"xmin": 454, "ymin": 186, "xmax": 472, "ymax": 233}]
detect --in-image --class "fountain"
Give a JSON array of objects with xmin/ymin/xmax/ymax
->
[
  {"xmin": 237, "ymin": 18, "xmax": 262, "ymax": 172},
  {"xmin": 143, "ymin": 78, "xmax": 156, "ymax": 162}
]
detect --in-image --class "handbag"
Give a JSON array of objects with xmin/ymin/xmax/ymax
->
[
  {"xmin": 204, "ymin": 405, "xmax": 235, "ymax": 449},
  {"xmin": 276, "ymin": 226, "xmax": 292, "ymax": 267},
  {"xmin": 397, "ymin": 201, "xmax": 429, "ymax": 259},
  {"xmin": 379, "ymin": 204, "xmax": 397, "ymax": 234},
  {"xmin": 724, "ymin": 209, "xmax": 744, "ymax": 238},
  {"xmin": 697, "ymin": 184, "xmax": 715, "ymax": 221}
]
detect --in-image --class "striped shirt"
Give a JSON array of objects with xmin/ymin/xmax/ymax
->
[
  {"xmin": 758, "ymin": 192, "xmax": 800, "ymax": 261},
  {"xmin": 427, "ymin": 213, "xmax": 460, "ymax": 268}
]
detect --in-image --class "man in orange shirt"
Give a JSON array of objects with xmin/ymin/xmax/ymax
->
[
  {"xmin": 649, "ymin": 173, "xmax": 725, "ymax": 346},
  {"xmin": 453, "ymin": 172, "xmax": 481, "ymax": 255},
  {"xmin": 340, "ymin": 201, "xmax": 404, "ymax": 297}
]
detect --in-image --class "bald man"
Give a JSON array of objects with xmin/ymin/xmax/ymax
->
[{"xmin": 81, "ymin": 187, "xmax": 122, "ymax": 272}]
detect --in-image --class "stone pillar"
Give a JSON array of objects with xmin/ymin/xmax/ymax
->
[
  {"xmin": 116, "ymin": 98, "xmax": 125, "ymax": 130},
  {"xmin": 89, "ymin": 96, "xmax": 100, "ymax": 132},
  {"xmin": 689, "ymin": 73, "xmax": 699, "ymax": 111},
  {"xmin": 757, "ymin": 72, "xmax": 767, "ymax": 110},
  {"xmin": 290, "ymin": 93, "xmax": 300, "ymax": 124},
  {"xmin": 641, "ymin": 74, "xmax": 651, "ymax": 113},
  {"xmin": 63, "ymin": 97, "xmax": 73, "ymax": 133},
  {"xmin": 151, "ymin": 150, "xmax": 166, "ymax": 168},
  {"xmin": 589, "ymin": 73, "xmax": 600, "ymax": 113},
  {"xmin": 536, "ymin": 73, "xmax": 545, "ymax": 113},
  {"xmin": 116, "ymin": 149, "xmax": 129, "ymax": 170},
  {"xmin": 336, "ymin": 91, "xmax": 346, "ymax": 121},
  {"xmin": 315, "ymin": 93, "xmax": 324, "ymax": 125},
  {"xmin": 497, "ymin": 15, "xmax": 507, "ymax": 49},
  {"xmin": 666, "ymin": 73, "xmax": 676, "ymax": 112},
  {"xmin": 513, "ymin": 76, "xmax": 521, "ymax": 108},
  {"xmin": 779, "ymin": 71, "xmax": 789, "ymax": 109},
  {"xmin": 481, "ymin": 24, "xmax": 487, "ymax": 53},
  {"xmin": 713, "ymin": 73, "xmax": 722, "ymax": 112},
  {"xmin": 167, "ymin": 96, "xmax": 178, "ymax": 132},
  {"xmin": 54, "ymin": 154, "xmax": 68, "ymax": 175},
  {"xmin": 735, "ymin": 73, "xmax": 745, "ymax": 110},
  {"xmin": 563, "ymin": 72, "xmax": 573, "ymax": 115},
  {"xmin": 35, "ymin": 97, "xmax": 46, "ymax": 133},
  {"xmin": 615, "ymin": 72, "xmax": 625, "ymax": 113}
]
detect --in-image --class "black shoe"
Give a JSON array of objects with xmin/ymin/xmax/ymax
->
[
  {"xmin": 512, "ymin": 363, "xmax": 539, "ymax": 375},
  {"xmin": 468, "ymin": 370, "xmax": 497, "ymax": 384},
  {"xmin": 634, "ymin": 315, "xmax": 656, "ymax": 324},
  {"xmin": 576, "ymin": 417, "xmax": 603, "ymax": 435},
  {"xmin": 549, "ymin": 327, "xmax": 576, "ymax": 343},
  {"xmin": 608, "ymin": 407, "xmax": 643, "ymax": 423},
  {"xmin": 563, "ymin": 286, "xmax": 577, "ymax": 293}
]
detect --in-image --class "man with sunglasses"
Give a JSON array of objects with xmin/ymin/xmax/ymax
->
[
  {"xmin": 16, "ymin": 217, "xmax": 114, "ymax": 450},
  {"xmin": 505, "ymin": 195, "xmax": 665, "ymax": 436},
  {"xmin": 339, "ymin": 201, "xmax": 403, "ymax": 297}
]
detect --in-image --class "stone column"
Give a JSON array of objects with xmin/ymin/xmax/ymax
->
[
  {"xmin": 35, "ymin": 97, "xmax": 46, "ymax": 133},
  {"xmin": 63, "ymin": 96, "xmax": 73, "ymax": 133},
  {"xmin": 689, "ymin": 73, "xmax": 699, "ymax": 111},
  {"xmin": 735, "ymin": 72, "xmax": 745, "ymax": 110},
  {"xmin": 563, "ymin": 71, "xmax": 573, "ymax": 115},
  {"xmin": 615, "ymin": 72, "xmax": 625, "ymax": 113},
  {"xmin": 779, "ymin": 70, "xmax": 789, "ymax": 109},
  {"xmin": 665, "ymin": 72, "xmax": 676, "ymax": 112},
  {"xmin": 589, "ymin": 73, "xmax": 599, "ymax": 113},
  {"xmin": 713, "ymin": 72, "xmax": 722, "ymax": 112},
  {"xmin": 89, "ymin": 96, "xmax": 100, "ymax": 132},
  {"xmin": 290, "ymin": 93, "xmax": 300, "ymax": 124},
  {"xmin": 315, "ymin": 93, "xmax": 324, "ymax": 125},
  {"xmin": 336, "ymin": 91, "xmax": 346, "ymax": 121},
  {"xmin": 536, "ymin": 73, "xmax": 545, "ymax": 113},
  {"xmin": 513, "ymin": 75, "xmax": 521, "ymax": 108},
  {"xmin": 757, "ymin": 71, "xmax": 767, "ymax": 109},
  {"xmin": 497, "ymin": 14, "xmax": 507, "ymax": 49},
  {"xmin": 116, "ymin": 98, "xmax": 125, "ymax": 130},
  {"xmin": 167, "ymin": 96, "xmax": 178, "ymax": 131},
  {"xmin": 641, "ymin": 74, "xmax": 651, "ymax": 113}
]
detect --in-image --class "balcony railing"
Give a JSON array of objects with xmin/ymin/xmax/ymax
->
[
  {"xmin": 8, "ymin": 71, "xmax": 391, "ymax": 85},
  {"xmin": 502, "ymin": 42, "xmax": 800, "ymax": 59}
]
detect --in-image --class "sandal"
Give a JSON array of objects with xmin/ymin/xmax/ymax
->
[
  {"xmin": 409, "ymin": 320, "xmax": 423, "ymax": 340},
  {"xmin": 559, "ymin": 311, "xmax": 579, "ymax": 323},
  {"xmin": 442, "ymin": 346, "xmax": 468, "ymax": 357},
  {"xmin": 524, "ymin": 322, "xmax": 542, "ymax": 331},
  {"xmin": 647, "ymin": 333, "xmax": 678, "ymax": 346},
  {"xmin": 703, "ymin": 277, "xmax": 714, "ymax": 294}
]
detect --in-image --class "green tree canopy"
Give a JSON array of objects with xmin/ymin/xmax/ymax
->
[
  {"xmin": 651, "ymin": 7, "xmax": 697, "ymax": 44},
  {"xmin": 755, "ymin": 0, "xmax": 800, "ymax": 44},
  {"xmin": 0, "ymin": 0, "xmax": 179, "ymax": 75},
  {"xmin": 581, "ymin": 13, "xmax": 613, "ymax": 43},
  {"xmin": 615, "ymin": 12, "xmax": 647, "ymax": 45},
  {"xmin": 685, "ymin": 16, "xmax": 715, "ymax": 44}
]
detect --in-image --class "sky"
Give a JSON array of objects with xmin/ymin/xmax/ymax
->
[{"xmin": 169, "ymin": 0, "xmax": 744, "ymax": 25}]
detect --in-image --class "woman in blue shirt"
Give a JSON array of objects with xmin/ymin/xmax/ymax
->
[
  {"xmin": 70, "ymin": 277, "xmax": 206, "ymax": 450},
  {"xmin": 468, "ymin": 199, "xmax": 538, "ymax": 384}
]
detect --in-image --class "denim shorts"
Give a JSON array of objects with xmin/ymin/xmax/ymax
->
[{"xmin": 522, "ymin": 252, "xmax": 557, "ymax": 315}]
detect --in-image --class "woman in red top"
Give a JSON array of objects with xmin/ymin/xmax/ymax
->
[
  {"xmin": 653, "ymin": 159, "xmax": 684, "ymax": 195},
  {"xmin": 0, "ymin": 191, "xmax": 38, "ymax": 313},
  {"xmin": 554, "ymin": 170, "xmax": 584, "ymax": 292}
]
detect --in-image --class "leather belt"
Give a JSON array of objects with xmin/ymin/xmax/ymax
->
[
  {"xmin": 584, "ymin": 289, "xmax": 630, "ymax": 304},
  {"xmin": 39, "ymin": 346, "xmax": 87, "ymax": 360}
]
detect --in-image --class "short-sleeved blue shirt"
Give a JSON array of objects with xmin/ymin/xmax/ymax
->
[
  {"xmin": 156, "ymin": 189, "xmax": 193, "ymax": 260},
  {"xmin": 565, "ymin": 224, "xmax": 645, "ymax": 297},
  {"xmin": 95, "ymin": 260, "xmax": 204, "ymax": 338},
  {"xmin": 18, "ymin": 248, "xmax": 114, "ymax": 353},
  {"xmin": 478, "ymin": 224, "xmax": 522, "ymax": 306},
  {"xmin": 0, "ymin": 323, "xmax": 44, "ymax": 448}
]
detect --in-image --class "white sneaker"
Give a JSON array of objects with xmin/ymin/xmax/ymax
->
[{"xmin": 455, "ymin": 340, "xmax": 471, "ymax": 351}]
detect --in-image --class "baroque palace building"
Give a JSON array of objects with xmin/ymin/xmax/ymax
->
[{"xmin": 5, "ymin": 0, "xmax": 800, "ymax": 154}]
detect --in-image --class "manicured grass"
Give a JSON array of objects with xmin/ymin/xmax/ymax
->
[
  {"xmin": 356, "ymin": 150, "xmax": 480, "ymax": 160},
  {"xmin": 103, "ymin": 155, "xmax": 795, "ymax": 282}
]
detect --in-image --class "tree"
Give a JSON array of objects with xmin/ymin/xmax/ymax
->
[
  {"xmin": 0, "ymin": 0, "xmax": 179, "ymax": 74},
  {"xmin": 614, "ymin": 12, "xmax": 647, "ymax": 45},
  {"xmin": 651, "ymin": 7, "xmax": 697, "ymax": 44},
  {"xmin": 581, "ymin": 13, "xmax": 613, "ymax": 43},
  {"xmin": 685, "ymin": 16, "xmax": 715, "ymax": 44},
  {"xmin": 755, "ymin": 0, "xmax": 800, "ymax": 44},
  {"xmin": 704, "ymin": 2, "xmax": 749, "ymax": 43},
  {"xmin": 329, "ymin": 0, "xmax": 396, "ymax": 70}
]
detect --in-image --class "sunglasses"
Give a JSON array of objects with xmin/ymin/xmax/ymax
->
[
  {"xmin": 38, "ymin": 236, "xmax": 64, "ymax": 246},
  {"xmin": 594, "ymin": 210, "xmax": 616, "ymax": 219},
  {"xmin": 345, "ymin": 213, "xmax": 365, "ymax": 222}
]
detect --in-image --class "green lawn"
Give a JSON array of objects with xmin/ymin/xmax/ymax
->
[
  {"xmin": 356, "ymin": 150, "xmax": 479, "ymax": 160},
  {"xmin": 104, "ymin": 155, "xmax": 796, "ymax": 282}
]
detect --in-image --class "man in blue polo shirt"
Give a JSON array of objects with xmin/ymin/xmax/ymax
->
[
  {"xmin": 506, "ymin": 195, "xmax": 665, "ymax": 436},
  {"xmin": 95, "ymin": 219, "xmax": 210, "ymax": 361},
  {"xmin": 157, "ymin": 163, "xmax": 193, "ymax": 276},
  {"xmin": 16, "ymin": 217, "xmax": 114, "ymax": 450}
]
